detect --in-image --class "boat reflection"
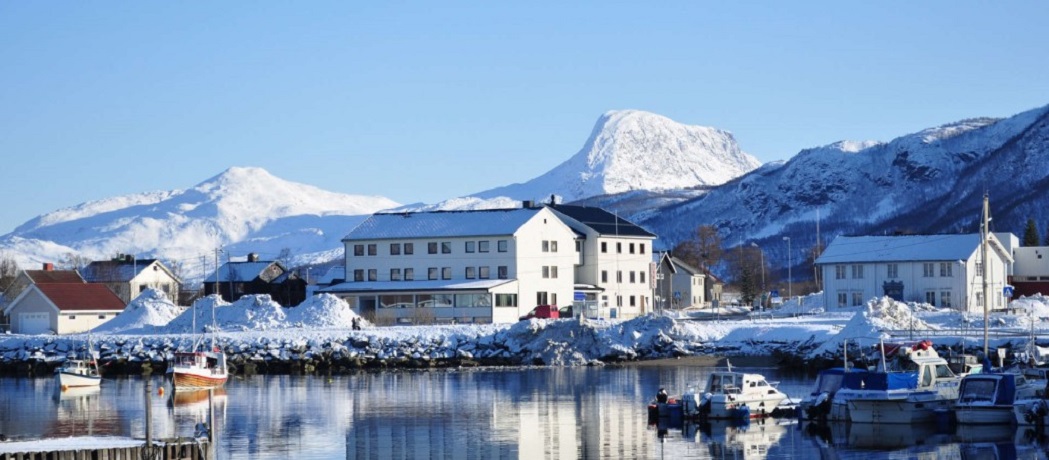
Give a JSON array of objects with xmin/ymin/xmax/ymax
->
[{"xmin": 696, "ymin": 419, "xmax": 789, "ymax": 459}]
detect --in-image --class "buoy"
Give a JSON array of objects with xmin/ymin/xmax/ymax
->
[
  {"xmin": 61, "ymin": 384, "xmax": 69, "ymax": 392},
  {"xmin": 158, "ymin": 387, "xmax": 165, "ymax": 396}
]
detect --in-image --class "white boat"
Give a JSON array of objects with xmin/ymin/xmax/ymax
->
[
  {"xmin": 799, "ymin": 367, "xmax": 868, "ymax": 421},
  {"xmin": 838, "ymin": 340, "xmax": 964, "ymax": 424},
  {"xmin": 55, "ymin": 342, "xmax": 101, "ymax": 390},
  {"xmin": 955, "ymin": 372, "xmax": 1039, "ymax": 425},
  {"xmin": 682, "ymin": 361, "xmax": 788, "ymax": 420},
  {"xmin": 171, "ymin": 348, "xmax": 228, "ymax": 390}
]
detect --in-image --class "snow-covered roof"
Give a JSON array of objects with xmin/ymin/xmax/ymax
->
[
  {"xmin": 548, "ymin": 204, "xmax": 656, "ymax": 238},
  {"xmin": 816, "ymin": 234, "xmax": 983, "ymax": 264},
  {"xmin": 80, "ymin": 259, "xmax": 174, "ymax": 283},
  {"xmin": 205, "ymin": 261, "xmax": 282, "ymax": 283},
  {"xmin": 323, "ymin": 279, "xmax": 514, "ymax": 293},
  {"xmin": 314, "ymin": 266, "xmax": 345, "ymax": 285},
  {"xmin": 343, "ymin": 208, "xmax": 542, "ymax": 241}
]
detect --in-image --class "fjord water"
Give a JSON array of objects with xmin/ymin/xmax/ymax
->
[{"xmin": 0, "ymin": 365, "xmax": 1044, "ymax": 459}]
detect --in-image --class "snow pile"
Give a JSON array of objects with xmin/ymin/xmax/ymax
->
[
  {"xmin": 209, "ymin": 295, "xmax": 288, "ymax": 331},
  {"xmin": 92, "ymin": 288, "xmax": 183, "ymax": 334},
  {"xmin": 1010, "ymin": 294, "xmax": 1049, "ymax": 319},
  {"xmin": 162, "ymin": 295, "xmax": 232, "ymax": 333},
  {"xmin": 285, "ymin": 294, "xmax": 365, "ymax": 328},
  {"xmin": 814, "ymin": 297, "xmax": 936, "ymax": 355}
]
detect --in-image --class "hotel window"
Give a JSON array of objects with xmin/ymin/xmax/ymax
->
[
  {"xmin": 629, "ymin": 272, "xmax": 636, "ymax": 283},
  {"xmin": 925, "ymin": 291, "xmax": 936, "ymax": 305},
  {"xmin": 887, "ymin": 264, "xmax": 898, "ymax": 279},
  {"xmin": 367, "ymin": 244, "xmax": 377, "ymax": 256},
  {"xmin": 550, "ymin": 266, "xmax": 557, "ymax": 278},
  {"xmin": 390, "ymin": 243, "xmax": 401, "ymax": 255},
  {"xmin": 353, "ymin": 269, "xmax": 364, "ymax": 282},
  {"xmin": 465, "ymin": 241, "xmax": 476, "ymax": 253},
  {"xmin": 851, "ymin": 292, "xmax": 863, "ymax": 306},
  {"xmin": 390, "ymin": 268, "xmax": 401, "ymax": 281},
  {"xmin": 835, "ymin": 265, "xmax": 846, "ymax": 279},
  {"xmin": 495, "ymin": 294, "xmax": 517, "ymax": 307},
  {"xmin": 851, "ymin": 264, "xmax": 864, "ymax": 279},
  {"xmin": 941, "ymin": 291, "xmax": 952, "ymax": 308},
  {"xmin": 923, "ymin": 263, "xmax": 934, "ymax": 277},
  {"xmin": 616, "ymin": 242, "xmax": 622, "ymax": 253},
  {"xmin": 617, "ymin": 271, "xmax": 623, "ymax": 283},
  {"xmin": 630, "ymin": 295, "xmax": 636, "ymax": 307},
  {"xmin": 640, "ymin": 244, "xmax": 646, "ymax": 254},
  {"xmin": 940, "ymin": 262, "xmax": 953, "ymax": 277},
  {"xmin": 441, "ymin": 242, "xmax": 452, "ymax": 254},
  {"xmin": 497, "ymin": 266, "xmax": 508, "ymax": 279},
  {"xmin": 479, "ymin": 266, "xmax": 490, "ymax": 279},
  {"xmin": 441, "ymin": 267, "xmax": 452, "ymax": 280},
  {"xmin": 404, "ymin": 243, "xmax": 414, "ymax": 255},
  {"xmin": 428, "ymin": 242, "xmax": 438, "ymax": 254},
  {"xmin": 478, "ymin": 241, "xmax": 490, "ymax": 253},
  {"xmin": 498, "ymin": 240, "xmax": 508, "ymax": 252},
  {"xmin": 629, "ymin": 243, "xmax": 635, "ymax": 254},
  {"xmin": 601, "ymin": 271, "xmax": 608, "ymax": 283},
  {"xmin": 428, "ymin": 268, "xmax": 438, "ymax": 280},
  {"xmin": 466, "ymin": 267, "xmax": 476, "ymax": 279},
  {"xmin": 404, "ymin": 268, "xmax": 414, "ymax": 281},
  {"xmin": 616, "ymin": 296, "xmax": 623, "ymax": 307},
  {"xmin": 640, "ymin": 271, "xmax": 646, "ymax": 284},
  {"xmin": 837, "ymin": 292, "xmax": 847, "ymax": 308},
  {"xmin": 601, "ymin": 242, "xmax": 607, "ymax": 253},
  {"xmin": 368, "ymin": 269, "xmax": 377, "ymax": 281},
  {"xmin": 353, "ymin": 244, "xmax": 364, "ymax": 256}
]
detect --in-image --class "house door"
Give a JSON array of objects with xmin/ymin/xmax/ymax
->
[
  {"xmin": 18, "ymin": 312, "xmax": 49, "ymax": 334},
  {"xmin": 883, "ymin": 281, "xmax": 904, "ymax": 302}
]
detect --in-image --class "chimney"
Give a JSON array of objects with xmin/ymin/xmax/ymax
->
[
  {"xmin": 248, "ymin": 253, "xmax": 259, "ymax": 262},
  {"xmin": 125, "ymin": 254, "xmax": 134, "ymax": 263},
  {"xmin": 523, "ymin": 200, "xmax": 534, "ymax": 209},
  {"xmin": 43, "ymin": 262, "xmax": 54, "ymax": 271}
]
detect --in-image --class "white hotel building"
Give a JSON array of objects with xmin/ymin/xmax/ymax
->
[{"xmin": 324, "ymin": 202, "xmax": 657, "ymax": 324}]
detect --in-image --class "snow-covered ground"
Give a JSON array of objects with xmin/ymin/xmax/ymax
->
[{"xmin": 5, "ymin": 289, "xmax": 1049, "ymax": 368}]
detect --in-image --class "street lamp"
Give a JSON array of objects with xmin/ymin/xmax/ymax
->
[
  {"xmin": 782, "ymin": 236, "xmax": 792, "ymax": 302},
  {"xmin": 751, "ymin": 242, "xmax": 765, "ymax": 300}
]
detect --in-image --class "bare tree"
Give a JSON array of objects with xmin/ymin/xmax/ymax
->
[
  {"xmin": 60, "ymin": 252, "xmax": 91, "ymax": 271},
  {"xmin": 672, "ymin": 225, "xmax": 724, "ymax": 271}
]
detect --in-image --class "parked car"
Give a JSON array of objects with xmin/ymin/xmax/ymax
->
[{"xmin": 519, "ymin": 305, "xmax": 560, "ymax": 320}]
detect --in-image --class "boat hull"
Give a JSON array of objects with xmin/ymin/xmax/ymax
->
[
  {"xmin": 172, "ymin": 371, "xmax": 227, "ymax": 389},
  {"xmin": 847, "ymin": 396, "xmax": 952, "ymax": 424},
  {"xmin": 955, "ymin": 405, "xmax": 1016, "ymax": 425},
  {"xmin": 703, "ymin": 394, "xmax": 786, "ymax": 419},
  {"xmin": 56, "ymin": 371, "xmax": 101, "ymax": 389}
]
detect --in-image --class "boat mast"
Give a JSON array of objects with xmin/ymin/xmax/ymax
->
[{"xmin": 982, "ymin": 194, "xmax": 990, "ymax": 358}]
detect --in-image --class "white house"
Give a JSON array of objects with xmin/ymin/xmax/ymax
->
[
  {"xmin": 547, "ymin": 204, "xmax": 657, "ymax": 320},
  {"xmin": 80, "ymin": 256, "xmax": 182, "ymax": 305},
  {"xmin": 815, "ymin": 233, "xmax": 1014, "ymax": 313},
  {"xmin": 3, "ymin": 283, "xmax": 125, "ymax": 334},
  {"xmin": 654, "ymin": 253, "xmax": 706, "ymax": 310},
  {"xmin": 324, "ymin": 205, "xmax": 578, "ymax": 324}
]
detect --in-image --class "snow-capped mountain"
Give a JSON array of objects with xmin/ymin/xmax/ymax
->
[
  {"xmin": 0, "ymin": 167, "xmax": 400, "ymax": 282},
  {"xmin": 641, "ymin": 104, "xmax": 1049, "ymax": 266},
  {"xmin": 472, "ymin": 110, "xmax": 761, "ymax": 204}
]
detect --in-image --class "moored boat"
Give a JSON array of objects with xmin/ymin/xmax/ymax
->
[
  {"xmin": 55, "ymin": 341, "xmax": 101, "ymax": 390},
  {"xmin": 682, "ymin": 362, "xmax": 789, "ymax": 420},
  {"xmin": 799, "ymin": 367, "xmax": 868, "ymax": 421},
  {"xmin": 171, "ymin": 348, "xmax": 228, "ymax": 390},
  {"xmin": 955, "ymin": 372, "xmax": 1039, "ymax": 425}
]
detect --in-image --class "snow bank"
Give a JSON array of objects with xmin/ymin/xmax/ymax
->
[
  {"xmin": 813, "ymin": 296, "xmax": 935, "ymax": 355},
  {"xmin": 162, "ymin": 295, "xmax": 232, "ymax": 333},
  {"xmin": 92, "ymin": 288, "xmax": 182, "ymax": 334},
  {"xmin": 285, "ymin": 294, "xmax": 366, "ymax": 329}
]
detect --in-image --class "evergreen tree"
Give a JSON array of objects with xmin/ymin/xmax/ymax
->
[{"xmin": 1024, "ymin": 218, "xmax": 1040, "ymax": 246}]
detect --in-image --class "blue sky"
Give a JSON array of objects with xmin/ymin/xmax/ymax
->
[{"xmin": 2, "ymin": 2, "xmax": 1048, "ymax": 234}]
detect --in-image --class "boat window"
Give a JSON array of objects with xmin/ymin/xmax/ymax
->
[
  {"xmin": 959, "ymin": 379, "xmax": 995, "ymax": 402},
  {"xmin": 710, "ymin": 375, "xmax": 721, "ymax": 392},
  {"xmin": 921, "ymin": 368, "xmax": 933, "ymax": 387},
  {"xmin": 818, "ymin": 374, "xmax": 844, "ymax": 393},
  {"xmin": 934, "ymin": 364, "xmax": 954, "ymax": 378}
]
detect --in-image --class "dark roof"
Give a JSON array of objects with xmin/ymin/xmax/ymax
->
[
  {"xmin": 205, "ymin": 261, "xmax": 285, "ymax": 283},
  {"xmin": 80, "ymin": 259, "xmax": 161, "ymax": 282},
  {"xmin": 24, "ymin": 270, "xmax": 85, "ymax": 284},
  {"xmin": 547, "ymin": 204, "xmax": 656, "ymax": 238},
  {"xmin": 35, "ymin": 283, "xmax": 126, "ymax": 311}
]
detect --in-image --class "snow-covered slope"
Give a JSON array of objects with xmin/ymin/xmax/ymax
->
[
  {"xmin": 472, "ymin": 110, "xmax": 761, "ymax": 204},
  {"xmin": 0, "ymin": 167, "xmax": 399, "ymax": 282},
  {"xmin": 643, "ymin": 104, "xmax": 1049, "ymax": 265}
]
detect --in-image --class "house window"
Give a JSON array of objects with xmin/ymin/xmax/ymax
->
[
  {"xmin": 851, "ymin": 264, "xmax": 864, "ymax": 279},
  {"xmin": 941, "ymin": 291, "xmax": 952, "ymax": 308},
  {"xmin": 887, "ymin": 264, "xmax": 898, "ymax": 279},
  {"xmin": 367, "ymin": 244, "xmax": 377, "ymax": 256},
  {"xmin": 976, "ymin": 292, "xmax": 984, "ymax": 307},
  {"xmin": 404, "ymin": 243, "xmax": 414, "ymax": 255},
  {"xmin": 851, "ymin": 292, "xmax": 863, "ymax": 306},
  {"xmin": 925, "ymin": 291, "xmax": 936, "ymax": 305},
  {"xmin": 640, "ymin": 244, "xmax": 646, "ymax": 254},
  {"xmin": 542, "ymin": 241, "xmax": 550, "ymax": 252},
  {"xmin": 629, "ymin": 272, "xmax": 636, "ymax": 283},
  {"xmin": 354, "ymin": 269, "xmax": 364, "ymax": 282},
  {"xmin": 601, "ymin": 242, "xmax": 607, "ymax": 253},
  {"xmin": 479, "ymin": 266, "xmax": 490, "ymax": 279},
  {"xmin": 496, "ymin": 294, "xmax": 517, "ymax": 307},
  {"xmin": 617, "ymin": 271, "xmax": 623, "ymax": 283},
  {"xmin": 975, "ymin": 262, "xmax": 984, "ymax": 275},
  {"xmin": 428, "ymin": 242, "xmax": 438, "ymax": 254},
  {"xmin": 478, "ymin": 241, "xmax": 489, "ymax": 253},
  {"xmin": 441, "ymin": 242, "xmax": 452, "ymax": 254},
  {"xmin": 601, "ymin": 271, "xmax": 608, "ymax": 283},
  {"xmin": 368, "ymin": 269, "xmax": 377, "ymax": 281},
  {"xmin": 835, "ymin": 265, "xmax": 846, "ymax": 279},
  {"xmin": 537, "ymin": 292, "xmax": 549, "ymax": 305},
  {"xmin": 551, "ymin": 293, "xmax": 557, "ymax": 305},
  {"xmin": 466, "ymin": 267, "xmax": 476, "ymax": 279},
  {"xmin": 837, "ymin": 292, "xmax": 847, "ymax": 308},
  {"xmin": 498, "ymin": 240, "xmax": 508, "ymax": 252},
  {"xmin": 629, "ymin": 243, "xmax": 635, "ymax": 254},
  {"xmin": 497, "ymin": 266, "xmax": 507, "ymax": 279},
  {"xmin": 441, "ymin": 267, "xmax": 451, "ymax": 280},
  {"xmin": 68, "ymin": 315, "xmax": 76, "ymax": 320},
  {"xmin": 354, "ymin": 245, "xmax": 364, "ymax": 256},
  {"xmin": 551, "ymin": 241, "xmax": 558, "ymax": 252},
  {"xmin": 404, "ymin": 268, "xmax": 414, "ymax": 281},
  {"xmin": 640, "ymin": 271, "xmax": 646, "ymax": 284},
  {"xmin": 390, "ymin": 243, "xmax": 401, "ymax": 255},
  {"xmin": 630, "ymin": 295, "xmax": 636, "ymax": 307},
  {"xmin": 428, "ymin": 268, "xmax": 438, "ymax": 280},
  {"xmin": 390, "ymin": 268, "xmax": 401, "ymax": 281},
  {"xmin": 923, "ymin": 263, "xmax": 934, "ymax": 277},
  {"xmin": 465, "ymin": 241, "xmax": 476, "ymax": 253},
  {"xmin": 616, "ymin": 296, "xmax": 623, "ymax": 307},
  {"xmin": 98, "ymin": 315, "xmax": 106, "ymax": 319},
  {"xmin": 575, "ymin": 240, "xmax": 582, "ymax": 253},
  {"xmin": 940, "ymin": 262, "xmax": 953, "ymax": 277}
]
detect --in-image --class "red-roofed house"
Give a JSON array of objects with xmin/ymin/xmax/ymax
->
[{"xmin": 3, "ymin": 283, "xmax": 125, "ymax": 334}]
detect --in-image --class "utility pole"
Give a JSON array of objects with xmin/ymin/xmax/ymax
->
[{"xmin": 783, "ymin": 236, "xmax": 792, "ymax": 303}]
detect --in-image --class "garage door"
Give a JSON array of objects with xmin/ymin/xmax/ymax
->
[{"xmin": 18, "ymin": 313, "xmax": 49, "ymax": 334}]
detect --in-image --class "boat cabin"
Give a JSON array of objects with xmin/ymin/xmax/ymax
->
[
  {"xmin": 958, "ymin": 373, "xmax": 1032, "ymax": 405},
  {"xmin": 705, "ymin": 372, "xmax": 777, "ymax": 396},
  {"xmin": 173, "ymin": 351, "xmax": 227, "ymax": 375}
]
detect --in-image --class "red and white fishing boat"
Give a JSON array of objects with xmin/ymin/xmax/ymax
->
[{"xmin": 171, "ymin": 346, "xmax": 228, "ymax": 389}]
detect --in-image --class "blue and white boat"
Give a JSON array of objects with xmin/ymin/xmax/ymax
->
[{"xmin": 955, "ymin": 372, "xmax": 1039, "ymax": 425}]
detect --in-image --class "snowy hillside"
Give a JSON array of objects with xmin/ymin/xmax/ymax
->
[
  {"xmin": 472, "ymin": 110, "xmax": 761, "ymax": 204},
  {"xmin": 0, "ymin": 167, "xmax": 400, "ymax": 282},
  {"xmin": 644, "ymin": 104, "xmax": 1049, "ymax": 268}
]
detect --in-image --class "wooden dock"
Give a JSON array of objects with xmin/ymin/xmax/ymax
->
[{"xmin": 0, "ymin": 437, "xmax": 210, "ymax": 460}]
